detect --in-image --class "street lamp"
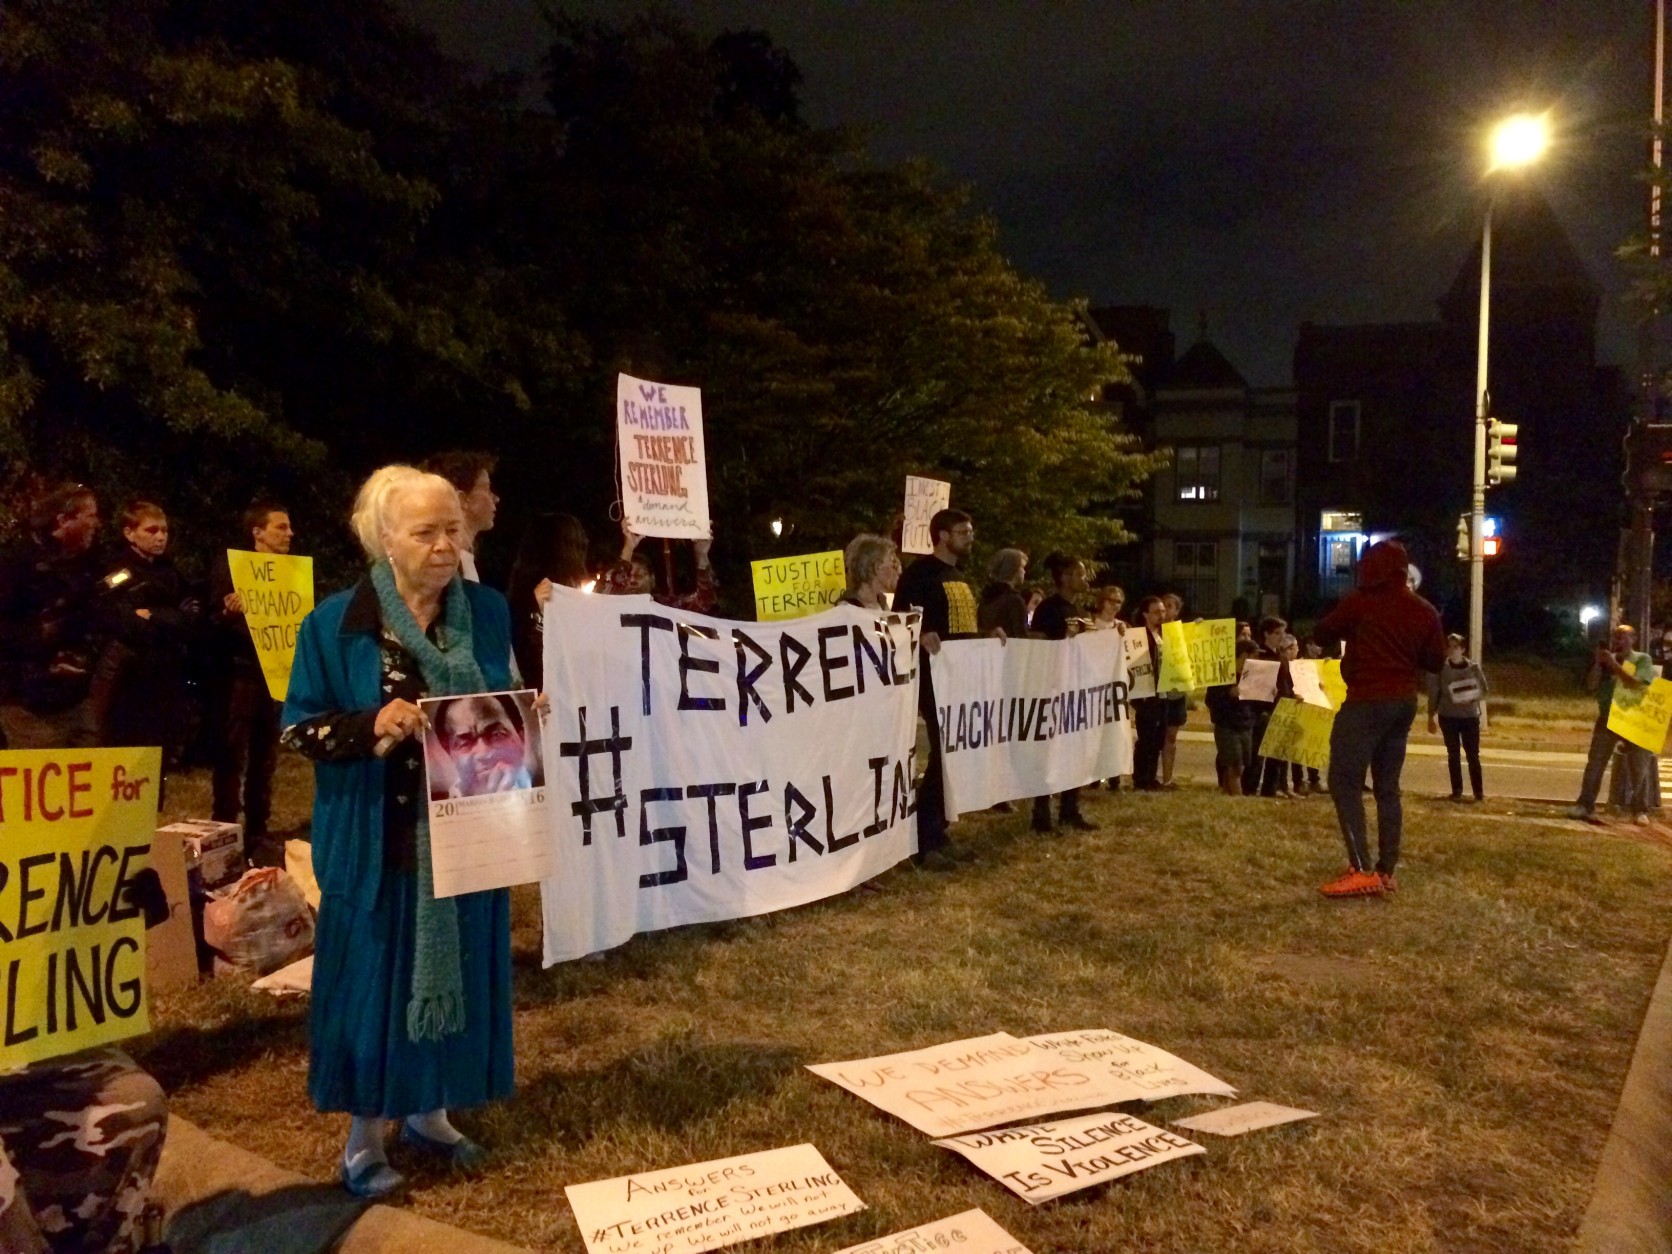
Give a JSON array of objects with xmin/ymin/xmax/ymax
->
[{"xmin": 1469, "ymin": 111, "xmax": 1550, "ymax": 664}]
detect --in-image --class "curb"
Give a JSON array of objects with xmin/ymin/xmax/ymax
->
[
  {"xmin": 155, "ymin": 1115, "xmax": 531, "ymax": 1254},
  {"xmin": 1576, "ymin": 929, "xmax": 1672, "ymax": 1252}
]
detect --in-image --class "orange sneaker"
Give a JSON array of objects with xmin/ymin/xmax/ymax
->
[
  {"xmin": 1378, "ymin": 871, "xmax": 1397, "ymax": 893},
  {"xmin": 1319, "ymin": 869, "xmax": 1385, "ymax": 898}
]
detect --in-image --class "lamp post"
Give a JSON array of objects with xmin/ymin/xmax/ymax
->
[{"xmin": 1469, "ymin": 113, "xmax": 1549, "ymax": 663}]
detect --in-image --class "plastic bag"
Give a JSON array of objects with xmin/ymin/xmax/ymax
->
[{"xmin": 203, "ymin": 867, "xmax": 315, "ymax": 976}]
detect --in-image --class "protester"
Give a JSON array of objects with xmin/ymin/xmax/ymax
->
[
  {"xmin": 1029, "ymin": 553, "xmax": 1096, "ymax": 833},
  {"xmin": 283, "ymin": 465, "xmax": 516, "ymax": 1198},
  {"xmin": 0, "ymin": 868, "xmax": 173, "ymax": 1254},
  {"xmin": 978, "ymin": 547, "xmax": 1029, "ymax": 639},
  {"xmin": 1237, "ymin": 621, "xmax": 1254, "ymax": 643},
  {"xmin": 424, "ymin": 450, "xmax": 498, "ymax": 583},
  {"xmin": 507, "ymin": 511, "xmax": 592, "ymax": 684},
  {"xmin": 893, "ymin": 507, "xmax": 982, "ymax": 868},
  {"xmin": 1427, "ymin": 632, "xmax": 1487, "ymax": 803},
  {"xmin": 1242, "ymin": 616, "xmax": 1289, "ymax": 798},
  {"xmin": 207, "ymin": 499, "xmax": 293, "ymax": 867},
  {"xmin": 1206, "ymin": 639, "xmax": 1260, "ymax": 795},
  {"xmin": 602, "ymin": 520, "xmax": 717, "ymax": 612},
  {"xmin": 1568, "ymin": 624, "xmax": 1656, "ymax": 825},
  {"xmin": 1092, "ymin": 585, "xmax": 1128, "ymax": 789},
  {"xmin": 0, "ymin": 482, "xmax": 105, "ymax": 749},
  {"xmin": 1131, "ymin": 594, "xmax": 1168, "ymax": 791},
  {"xmin": 1159, "ymin": 592, "xmax": 1188, "ymax": 788},
  {"xmin": 838, "ymin": 533, "xmax": 901, "ymax": 610},
  {"xmin": 93, "ymin": 501, "xmax": 202, "ymax": 760},
  {"xmin": 1274, "ymin": 633, "xmax": 1308, "ymax": 798},
  {"xmin": 1314, "ymin": 539, "xmax": 1446, "ymax": 897}
]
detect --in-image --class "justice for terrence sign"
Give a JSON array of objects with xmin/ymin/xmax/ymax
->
[
  {"xmin": 617, "ymin": 373, "xmax": 711, "ymax": 539},
  {"xmin": 929, "ymin": 631, "xmax": 1133, "ymax": 819},
  {"xmin": 539, "ymin": 589, "xmax": 921, "ymax": 963},
  {"xmin": 2, "ymin": 748, "xmax": 161, "ymax": 1066}
]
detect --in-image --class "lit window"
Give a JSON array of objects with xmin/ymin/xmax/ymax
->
[{"xmin": 1175, "ymin": 445, "xmax": 1221, "ymax": 502}]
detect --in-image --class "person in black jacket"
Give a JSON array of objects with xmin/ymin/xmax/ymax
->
[
  {"xmin": 978, "ymin": 548, "xmax": 1029, "ymax": 640},
  {"xmin": 1030, "ymin": 554, "xmax": 1096, "ymax": 832},
  {"xmin": 1206, "ymin": 640, "xmax": 1260, "ymax": 794},
  {"xmin": 93, "ymin": 501, "xmax": 202, "ymax": 760},
  {"xmin": 209, "ymin": 500, "xmax": 294, "ymax": 866}
]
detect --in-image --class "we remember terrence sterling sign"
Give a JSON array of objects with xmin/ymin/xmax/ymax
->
[
  {"xmin": 2, "ymin": 748, "xmax": 161, "ymax": 1066},
  {"xmin": 617, "ymin": 372, "xmax": 711, "ymax": 540}
]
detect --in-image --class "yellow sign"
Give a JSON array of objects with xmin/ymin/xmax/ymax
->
[
  {"xmin": 751, "ymin": 550, "xmax": 846, "ymax": 622},
  {"xmin": 1609, "ymin": 674, "xmax": 1672, "ymax": 754},
  {"xmin": 1318, "ymin": 659, "xmax": 1347, "ymax": 710},
  {"xmin": 1157, "ymin": 621, "xmax": 1195, "ymax": 694},
  {"xmin": 1258, "ymin": 697, "xmax": 1335, "ymax": 771},
  {"xmin": 227, "ymin": 550, "xmax": 315, "ymax": 701},
  {"xmin": 1, "ymin": 748, "xmax": 160, "ymax": 1066}
]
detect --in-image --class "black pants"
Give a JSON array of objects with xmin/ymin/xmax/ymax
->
[
  {"xmin": 1133, "ymin": 698, "xmax": 1167, "ymax": 787},
  {"xmin": 212, "ymin": 667, "xmax": 281, "ymax": 862},
  {"xmin": 1032, "ymin": 788, "xmax": 1083, "ymax": 826},
  {"xmin": 1440, "ymin": 715, "xmax": 1483, "ymax": 799},
  {"xmin": 916, "ymin": 649, "xmax": 949, "ymax": 853},
  {"xmin": 1244, "ymin": 707, "xmax": 1273, "ymax": 795}
]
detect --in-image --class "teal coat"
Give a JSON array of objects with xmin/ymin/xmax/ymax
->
[{"xmin": 282, "ymin": 577, "xmax": 513, "ymax": 911}]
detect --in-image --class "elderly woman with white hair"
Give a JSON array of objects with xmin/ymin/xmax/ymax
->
[
  {"xmin": 838, "ymin": 532, "xmax": 901, "ymax": 610},
  {"xmin": 283, "ymin": 466, "xmax": 516, "ymax": 1199}
]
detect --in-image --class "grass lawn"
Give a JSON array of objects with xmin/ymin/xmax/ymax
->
[{"xmin": 139, "ymin": 771, "xmax": 1671, "ymax": 1253}]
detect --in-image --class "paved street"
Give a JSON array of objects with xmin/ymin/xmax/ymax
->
[{"xmin": 1171, "ymin": 730, "xmax": 1589, "ymax": 803}]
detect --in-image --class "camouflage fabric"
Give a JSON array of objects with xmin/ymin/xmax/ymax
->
[{"xmin": 0, "ymin": 1047, "xmax": 167, "ymax": 1254}]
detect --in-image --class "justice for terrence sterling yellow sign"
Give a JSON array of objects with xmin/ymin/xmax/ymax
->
[
  {"xmin": 2, "ymin": 748, "xmax": 161, "ymax": 1066},
  {"xmin": 1608, "ymin": 671, "xmax": 1672, "ymax": 754},
  {"xmin": 751, "ymin": 551, "xmax": 846, "ymax": 622},
  {"xmin": 227, "ymin": 550, "xmax": 314, "ymax": 701}
]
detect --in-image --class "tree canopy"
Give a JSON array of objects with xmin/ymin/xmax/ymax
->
[{"xmin": 0, "ymin": 0, "xmax": 1159, "ymax": 591}]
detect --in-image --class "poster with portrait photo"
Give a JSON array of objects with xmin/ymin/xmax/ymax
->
[{"xmin": 420, "ymin": 689, "xmax": 555, "ymax": 898}]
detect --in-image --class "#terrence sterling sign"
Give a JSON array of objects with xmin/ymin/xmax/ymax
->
[
  {"xmin": 538, "ymin": 589, "xmax": 921, "ymax": 963},
  {"xmin": 930, "ymin": 630, "xmax": 1133, "ymax": 819},
  {"xmin": 617, "ymin": 372, "xmax": 711, "ymax": 539}
]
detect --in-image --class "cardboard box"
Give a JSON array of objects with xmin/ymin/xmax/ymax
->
[
  {"xmin": 146, "ymin": 823, "xmax": 201, "ymax": 994},
  {"xmin": 157, "ymin": 819, "xmax": 244, "ymax": 890}
]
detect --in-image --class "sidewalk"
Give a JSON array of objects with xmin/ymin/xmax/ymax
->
[
  {"xmin": 1177, "ymin": 728, "xmax": 1587, "ymax": 765},
  {"xmin": 156, "ymin": 1115, "xmax": 531, "ymax": 1254}
]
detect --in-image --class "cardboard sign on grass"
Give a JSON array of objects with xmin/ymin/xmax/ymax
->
[
  {"xmin": 807, "ymin": 1032, "xmax": 1147, "ymax": 1136},
  {"xmin": 1608, "ymin": 667, "xmax": 1672, "ymax": 754},
  {"xmin": 1023, "ymin": 1029, "xmax": 1236, "ymax": 1102},
  {"xmin": 751, "ymin": 550, "xmax": 846, "ymax": 622},
  {"xmin": 617, "ymin": 373, "xmax": 711, "ymax": 539},
  {"xmin": 2, "ymin": 748, "xmax": 161, "ymax": 1066},
  {"xmin": 1171, "ymin": 1101, "xmax": 1318, "ymax": 1137},
  {"xmin": 834, "ymin": 1209, "xmax": 1034, "ymax": 1254},
  {"xmin": 565, "ymin": 1143, "xmax": 863, "ymax": 1254},
  {"xmin": 226, "ymin": 549, "xmax": 314, "ymax": 701},
  {"xmin": 932, "ymin": 1111, "xmax": 1204, "ymax": 1204}
]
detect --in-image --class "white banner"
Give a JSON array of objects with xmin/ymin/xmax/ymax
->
[
  {"xmin": 539, "ymin": 589, "xmax": 921, "ymax": 963},
  {"xmin": 931, "ymin": 1111, "xmax": 1204, "ymax": 1204},
  {"xmin": 617, "ymin": 373, "xmax": 711, "ymax": 539},
  {"xmin": 835, "ymin": 1209, "xmax": 1033, "ymax": 1254},
  {"xmin": 929, "ymin": 632, "xmax": 1133, "ymax": 819},
  {"xmin": 565, "ymin": 1142, "xmax": 864, "ymax": 1254},
  {"xmin": 421, "ymin": 690, "xmax": 555, "ymax": 898}
]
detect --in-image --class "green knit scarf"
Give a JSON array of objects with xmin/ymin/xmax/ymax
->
[{"xmin": 371, "ymin": 560, "xmax": 485, "ymax": 1043}]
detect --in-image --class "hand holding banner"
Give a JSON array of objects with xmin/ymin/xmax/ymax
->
[
  {"xmin": 227, "ymin": 550, "xmax": 314, "ymax": 701},
  {"xmin": 617, "ymin": 373, "xmax": 711, "ymax": 539}
]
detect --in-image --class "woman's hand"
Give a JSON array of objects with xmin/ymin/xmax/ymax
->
[
  {"xmin": 922, "ymin": 631, "xmax": 942, "ymax": 656},
  {"xmin": 534, "ymin": 578, "xmax": 553, "ymax": 606},
  {"xmin": 533, "ymin": 692, "xmax": 551, "ymax": 719},
  {"xmin": 374, "ymin": 699, "xmax": 427, "ymax": 742}
]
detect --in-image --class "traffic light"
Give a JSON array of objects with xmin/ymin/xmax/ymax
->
[
  {"xmin": 1483, "ymin": 535, "xmax": 1502, "ymax": 558},
  {"xmin": 1487, "ymin": 418, "xmax": 1518, "ymax": 485},
  {"xmin": 1455, "ymin": 515, "xmax": 1469, "ymax": 560}
]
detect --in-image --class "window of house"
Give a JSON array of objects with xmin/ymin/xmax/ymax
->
[
  {"xmin": 1259, "ymin": 449, "xmax": 1292, "ymax": 505},
  {"xmin": 1172, "ymin": 540, "xmax": 1218, "ymax": 615},
  {"xmin": 1328, "ymin": 401, "xmax": 1361, "ymax": 463},
  {"xmin": 1175, "ymin": 445, "xmax": 1221, "ymax": 501}
]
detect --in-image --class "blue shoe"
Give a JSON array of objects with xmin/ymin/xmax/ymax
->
[
  {"xmin": 399, "ymin": 1121, "xmax": 489, "ymax": 1170},
  {"xmin": 340, "ymin": 1153, "xmax": 405, "ymax": 1200}
]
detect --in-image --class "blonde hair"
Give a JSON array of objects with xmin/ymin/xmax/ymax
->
[{"xmin": 349, "ymin": 465, "xmax": 457, "ymax": 562}]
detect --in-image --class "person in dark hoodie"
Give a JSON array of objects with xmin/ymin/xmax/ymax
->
[
  {"xmin": 977, "ymin": 548, "xmax": 1029, "ymax": 639},
  {"xmin": 1313, "ymin": 539, "xmax": 1446, "ymax": 897}
]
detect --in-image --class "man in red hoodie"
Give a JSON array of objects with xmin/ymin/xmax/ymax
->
[{"xmin": 1313, "ymin": 540, "xmax": 1447, "ymax": 897}]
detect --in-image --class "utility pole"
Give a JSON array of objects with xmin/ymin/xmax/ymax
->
[{"xmin": 1627, "ymin": 0, "xmax": 1666, "ymax": 634}]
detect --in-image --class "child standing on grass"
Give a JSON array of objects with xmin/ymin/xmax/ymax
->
[
  {"xmin": 1206, "ymin": 640, "xmax": 1260, "ymax": 795},
  {"xmin": 1427, "ymin": 632, "xmax": 1487, "ymax": 802}
]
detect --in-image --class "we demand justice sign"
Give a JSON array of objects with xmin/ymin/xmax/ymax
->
[{"xmin": 539, "ymin": 589, "xmax": 922, "ymax": 963}]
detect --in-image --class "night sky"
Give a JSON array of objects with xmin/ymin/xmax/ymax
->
[{"xmin": 402, "ymin": 1, "xmax": 1653, "ymax": 387}]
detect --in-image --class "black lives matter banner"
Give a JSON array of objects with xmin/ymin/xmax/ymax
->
[
  {"xmin": 2, "ymin": 748, "xmax": 161, "ymax": 1065},
  {"xmin": 538, "ymin": 589, "xmax": 921, "ymax": 964},
  {"xmin": 930, "ymin": 632, "xmax": 1132, "ymax": 819}
]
